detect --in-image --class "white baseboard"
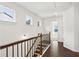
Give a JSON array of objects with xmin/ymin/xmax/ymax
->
[{"xmin": 64, "ymin": 43, "xmax": 79, "ymax": 52}]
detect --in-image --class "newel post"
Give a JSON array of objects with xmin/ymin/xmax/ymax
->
[
  {"xmin": 40, "ymin": 33, "xmax": 42, "ymax": 55},
  {"xmin": 49, "ymin": 32, "xmax": 51, "ymax": 44}
]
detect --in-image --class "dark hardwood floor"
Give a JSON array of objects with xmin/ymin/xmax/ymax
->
[{"xmin": 43, "ymin": 41, "xmax": 79, "ymax": 57}]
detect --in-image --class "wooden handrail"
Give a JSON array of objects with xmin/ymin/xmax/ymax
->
[{"xmin": 0, "ymin": 36, "xmax": 40, "ymax": 49}]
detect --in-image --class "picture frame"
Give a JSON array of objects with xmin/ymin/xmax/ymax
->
[
  {"xmin": 37, "ymin": 20, "xmax": 41, "ymax": 27},
  {"xmin": 0, "ymin": 5, "xmax": 16, "ymax": 22},
  {"xmin": 26, "ymin": 16, "xmax": 32, "ymax": 25}
]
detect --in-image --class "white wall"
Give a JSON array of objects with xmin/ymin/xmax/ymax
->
[
  {"xmin": 63, "ymin": 4, "xmax": 79, "ymax": 52},
  {"xmin": 74, "ymin": 3, "xmax": 79, "ymax": 52},
  {"xmin": 43, "ymin": 16, "xmax": 63, "ymax": 42},
  {"xmin": 63, "ymin": 6, "xmax": 75, "ymax": 51},
  {"xmin": 0, "ymin": 2, "xmax": 44, "ymax": 57}
]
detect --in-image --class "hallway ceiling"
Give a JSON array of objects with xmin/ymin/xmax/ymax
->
[{"xmin": 17, "ymin": 2, "xmax": 72, "ymax": 18}]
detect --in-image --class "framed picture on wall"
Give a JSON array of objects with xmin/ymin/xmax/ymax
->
[
  {"xmin": 26, "ymin": 16, "xmax": 32, "ymax": 25},
  {"xmin": 0, "ymin": 5, "xmax": 16, "ymax": 22},
  {"xmin": 37, "ymin": 20, "xmax": 41, "ymax": 27}
]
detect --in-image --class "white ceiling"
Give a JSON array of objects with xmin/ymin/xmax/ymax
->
[{"xmin": 17, "ymin": 2, "xmax": 72, "ymax": 18}]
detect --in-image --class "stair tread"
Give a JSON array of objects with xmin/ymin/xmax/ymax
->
[
  {"xmin": 38, "ymin": 44, "xmax": 46, "ymax": 47},
  {"xmin": 36, "ymin": 49, "xmax": 41, "ymax": 51},
  {"xmin": 36, "ymin": 47, "xmax": 44, "ymax": 50},
  {"xmin": 32, "ymin": 53, "xmax": 38, "ymax": 57},
  {"xmin": 35, "ymin": 50, "xmax": 41, "ymax": 52},
  {"xmin": 39, "ymin": 40, "xmax": 49, "ymax": 44},
  {"xmin": 37, "ymin": 46, "xmax": 45, "ymax": 49},
  {"xmin": 38, "ymin": 45, "xmax": 46, "ymax": 47},
  {"xmin": 34, "ymin": 50, "xmax": 41, "ymax": 54}
]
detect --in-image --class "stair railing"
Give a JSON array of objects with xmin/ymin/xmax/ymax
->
[
  {"xmin": 0, "ymin": 32, "xmax": 51, "ymax": 57},
  {"xmin": 26, "ymin": 35, "xmax": 38, "ymax": 57},
  {"xmin": 0, "ymin": 35, "xmax": 40, "ymax": 57}
]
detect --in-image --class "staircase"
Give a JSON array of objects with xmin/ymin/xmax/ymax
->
[{"xmin": 32, "ymin": 40, "xmax": 50, "ymax": 57}]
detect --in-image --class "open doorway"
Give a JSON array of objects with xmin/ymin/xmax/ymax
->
[{"xmin": 51, "ymin": 21, "xmax": 59, "ymax": 41}]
